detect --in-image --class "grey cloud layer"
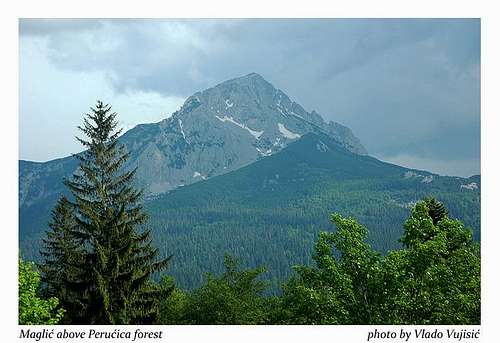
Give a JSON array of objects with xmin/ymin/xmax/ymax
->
[{"xmin": 19, "ymin": 19, "xmax": 480, "ymax": 176}]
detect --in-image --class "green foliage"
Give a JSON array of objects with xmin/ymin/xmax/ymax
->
[
  {"xmin": 39, "ymin": 101, "xmax": 172, "ymax": 324},
  {"xmin": 29, "ymin": 189, "xmax": 479, "ymax": 325},
  {"xmin": 276, "ymin": 198, "xmax": 480, "ymax": 324},
  {"xmin": 381, "ymin": 201, "xmax": 480, "ymax": 324},
  {"xmin": 165, "ymin": 254, "xmax": 269, "ymax": 324},
  {"xmin": 157, "ymin": 276, "xmax": 189, "ymax": 324},
  {"xmin": 19, "ymin": 258, "xmax": 64, "ymax": 325},
  {"xmin": 277, "ymin": 214, "xmax": 382, "ymax": 324},
  {"xmin": 153, "ymin": 198, "xmax": 479, "ymax": 325}
]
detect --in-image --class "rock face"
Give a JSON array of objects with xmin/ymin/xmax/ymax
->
[{"xmin": 19, "ymin": 73, "xmax": 367, "ymax": 209}]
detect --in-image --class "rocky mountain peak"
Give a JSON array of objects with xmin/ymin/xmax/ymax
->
[{"xmin": 20, "ymin": 73, "xmax": 368, "ymax": 205}]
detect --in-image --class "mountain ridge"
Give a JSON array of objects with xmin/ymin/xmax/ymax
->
[{"xmin": 20, "ymin": 73, "xmax": 367, "ymax": 206}]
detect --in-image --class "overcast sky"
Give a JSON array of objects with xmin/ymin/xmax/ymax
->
[{"xmin": 19, "ymin": 19, "xmax": 480, "ymax": 177}]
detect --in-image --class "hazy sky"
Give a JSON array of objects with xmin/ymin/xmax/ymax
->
[{"xmin": 19, "ymin": 19, "xmax": 480, "ymax": 177}]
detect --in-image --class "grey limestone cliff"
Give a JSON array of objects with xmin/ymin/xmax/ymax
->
[{"xmin": 19, "ymin": 73, "xmax": 366, "ymax": 210}]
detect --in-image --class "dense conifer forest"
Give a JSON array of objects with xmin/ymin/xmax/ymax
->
[{"xmin": 142, "ymin": 132, "xmax": 480, "ymax": 292}]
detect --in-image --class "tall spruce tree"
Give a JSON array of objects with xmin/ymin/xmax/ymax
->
[
  {"xmin": 56, "ymin": 100, "xmax": 171, "ymax": 324},
  {"xmin": 40, "ymin": 197, "xmax": 74, "ymax": 298},
  {"xmin": 39, "ymin": 196, "xmax": 85, "ymax": 323}
]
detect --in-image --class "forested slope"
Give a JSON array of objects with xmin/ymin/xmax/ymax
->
[{"xmin": 145, "ymin": 133, "xmax": 480, "ymax": 291}]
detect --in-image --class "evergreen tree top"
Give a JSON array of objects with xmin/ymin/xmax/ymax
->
[{"xmin": 76, "ymin": 100, "xmax": 122, "ymax": 148}]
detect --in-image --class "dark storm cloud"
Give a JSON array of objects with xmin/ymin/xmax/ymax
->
[
  {"xmin": 19, "ymin": 19, "xmax": 480, "ymax": 176},
  {"xmin": 18, "ymin": 19, "xmax": 446, "ymax": 95}
]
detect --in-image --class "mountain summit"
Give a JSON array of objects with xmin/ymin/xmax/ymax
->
[
  {"xmin": 20, "ymin": 73, "xmax": 366, "ymax": 205},
  {"xmin": 118, "ymin": 72, "xmax": 366, "ymax": 194}
]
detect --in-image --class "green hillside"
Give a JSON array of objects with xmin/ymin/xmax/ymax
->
[{"xmin": 145, "ymin": 133, "xmax": 480, "ymax": 292}]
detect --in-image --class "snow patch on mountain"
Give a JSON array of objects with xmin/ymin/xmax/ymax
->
[
  {"xmin": 289, "ymin": 111, "xmax": 304, "ymax": 120},
  {"xmin": 273, "ymin": 137, "xmax": 284, "ymax": 148},
  {"xmin": 193, "ymin": 171, "xmax": 206, "ymax": 180},
  {"xmin": 256, "ymin": 147, "xmax": 272, "ymax": 157},
  {"xmin": 461, "ymin": 182, "xmax": 478, "ymax": 191},
  {"xmin": 178, "ymin": 119, "xmax": 188, "ymax": 142},
  {"xmin": 215, "ymin": 114, "xmax": 264, "ymax": 139},
  {"xmin": 421, "ymin": 175, "xmax": 434, "ymax": 183},
  {"xmin": 278, "ymin": 123, "xmax": 301, "ymax": 139},
  {"xmin": 404, "ymin": 171, "xmax": 434, "ymax": 183},
  {"xmin": 404, "ymin": 171, "xmax": 418, "ymax": 178},
  {"xmin": 275, "ymin": 93, "xmax": 288, "ymax": 117},
  {"xmin": 276, "ymin": 107, "xmax": 287, "ymax": 117}
]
